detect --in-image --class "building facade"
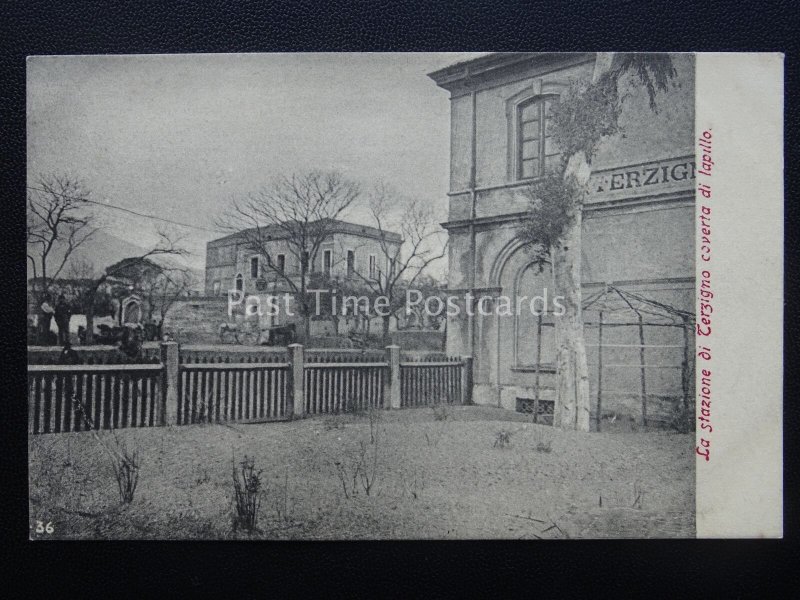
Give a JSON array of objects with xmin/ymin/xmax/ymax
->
[
  {"xmin": 205, "ymin": 219, "xmax": 402, "ymax": 298},
  {"xmin": 203, "ymin": 219, "xmax": 404, "ymax": 339},
  {"xmin": 429, "ymin": 53, "xmax": 695, "ymax": 422}
]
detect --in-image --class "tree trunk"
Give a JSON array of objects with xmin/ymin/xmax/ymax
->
[
  {"xmin": 84, "ymin": 280, "xmax": 104, "ymax": 345},
  {"xmin": 554, "ymin": 152, "xmax": 593, "ymax": 431},
  {"xmin": 330, "ymin": 314, "xmax": 339, "ymax": 336},
  {"xmin": 85, "ymin": 299, "xmax": 95, "ymax": 345},
  {"xmin": 299, "ymin": 261, "xmax": 310, "ymax": 342},
  {"xmin": 553, "ymin": 53, "xmax": 614, "ymax": 432},
  {"xmin": 38, "ymin": 260, "xmax": 49, "ymax": 343},
  {"xmin": 382, "ymin": 315, "xmax": 391, "ymax": 346}
]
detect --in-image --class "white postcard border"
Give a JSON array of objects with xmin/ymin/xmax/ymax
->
[{"xmin": 695, "ymin": 52, "xmax": 783, "ymax": 538}]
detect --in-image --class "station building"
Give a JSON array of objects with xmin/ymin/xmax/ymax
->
[{"xmin": 429, "ymin": 53, "xmax": 696, "ymax": 423}]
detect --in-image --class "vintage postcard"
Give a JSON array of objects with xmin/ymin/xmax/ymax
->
[{"xmin": 27, "ymin": 52, "xmax": 782, "ymax": 539}]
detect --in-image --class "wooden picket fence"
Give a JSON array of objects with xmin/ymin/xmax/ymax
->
[
  {"xmin": 28, "ymin": 364, "xmax": 163, "ymax": 434},
  {"xmin": 178, "ymin": 362, "xmax": 291, "ymax": 425},
  {"xmin": 304, "ymin": 363, "xmax": 387, "ymax": 415},
  {"xmin": 400, "ymin": 356, "xmax": 464, "ymax": 407},
  {"xmin": 178, "ymin": 348, "xmax": 290, "ymax": 425},
  {"xmin": 27, "ymin": 343, "xmax": 472, "ymax": 433}
]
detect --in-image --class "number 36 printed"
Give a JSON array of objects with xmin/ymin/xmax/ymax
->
[{"xmin": 33, "ymin": 520, "xmax": 54, "ymax": 534}]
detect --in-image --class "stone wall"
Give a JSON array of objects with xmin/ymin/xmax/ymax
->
[
  {"xmin": 390, "ymin": 330, "xmax": 446, "ymax": 352},
  {"xmin": 162, "ymin": 297, "xmax": 230, "ymax": 344}
]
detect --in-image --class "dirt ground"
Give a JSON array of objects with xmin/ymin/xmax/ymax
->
[{"xmin": 29, "ymin": 406, "xmax": 695, "ymax": 539}]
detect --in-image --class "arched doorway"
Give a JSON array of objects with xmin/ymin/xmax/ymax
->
[
  {"xmin": 121, "ymin": 295, "xmax": 142, "ymax": 325},
  {"xmin": 512, "ymin": 261, "xmax": 556, "ymax": 369},
  {"xmin": 486, "ymin": 238, "xmax": 560, "ymax": 412}
]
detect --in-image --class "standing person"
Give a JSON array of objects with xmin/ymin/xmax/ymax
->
[
  {"xmin": 39, "ymin": 294, "xmax": 55, "ymax": 345},
  {"xmin": 54, "ymin": 294, "xmax": 72, "ymax": 346}
]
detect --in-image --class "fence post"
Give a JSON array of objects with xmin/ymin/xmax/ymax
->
[
  {"xmin": 461, "ymin": 355, "xmax": 473, "ymax": 405},
  {"xmin": 160, "ymin": 341, "xmax": 179, "ymax": 426},
  {"xmin": 289, "ymin": 343, "xmax": 305, "ymax": 418},
  {"xmin": 637, "ymin": 313, "xmax": 647, "ymax": 427},
  {"xmin": 385, "ymin": 345, "xmax": 401, "ymax": 409},
  {"xmin": 596, "ymin": 311, "xmax": 604, "ymax": 432}
]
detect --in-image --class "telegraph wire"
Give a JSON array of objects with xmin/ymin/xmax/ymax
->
[{"xmin": 26, "ymin": 185, "xmax": 225, "ymax": 235}]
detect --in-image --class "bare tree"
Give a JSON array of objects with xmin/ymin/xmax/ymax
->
[
  {"xmin": 350, "ymin": 184, "xmax": 447, "ymax": 344},
  {"xmin": 27, "ymin": 175, "xmax": 96, "ymax": 339},
  {"xmin": 80, "ymin": 231, "xmax": 187, "ymax": 344},
  {"xmin": 518, "ymin": 53, "xmax": 677, "ymax": 431},
  {"xmin": 141, "ymin": 266, "xmax": 195, "ymax": 323},
  {"xmin": 65, "ymin": 258, "xmax": 117, "ymax": 314},
  {"xmin": 218, "ymin": 170, "xmax": 360, "ymax": 341}
]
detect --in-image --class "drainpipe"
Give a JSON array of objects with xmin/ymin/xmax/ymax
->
[{"xmin": 468, "ymin": 84, "xmax": 477, "ymax": 359}]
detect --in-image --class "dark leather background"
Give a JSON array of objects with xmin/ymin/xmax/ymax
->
[{"xmin": 1, "ymin": 0, "xmax": 796, "ymax": 595}]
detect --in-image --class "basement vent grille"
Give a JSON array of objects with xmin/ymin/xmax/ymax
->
[{"xmin": 515, "ymin": 397, "xmax": 555, "ymax": 426}]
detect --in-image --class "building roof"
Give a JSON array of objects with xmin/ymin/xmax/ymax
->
[
  {"xmin": 208, "ymin": 218, "xmax": 403, "ymax": 247},
  {"xmin": 428, "ymin": 52, "xmax": 594, "ymax": 92}
]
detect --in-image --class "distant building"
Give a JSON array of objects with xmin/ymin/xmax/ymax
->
[{"xmin": 205, "ymin": 219, "xmax": 403, "ymax": 297}]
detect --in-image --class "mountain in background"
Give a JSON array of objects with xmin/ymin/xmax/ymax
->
[{"xmin": 27, "ymin": 228, "xmax": 205, "ymax": 288}]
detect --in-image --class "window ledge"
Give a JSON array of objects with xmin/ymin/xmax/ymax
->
[{"xmin": 511, "ymin": 364, "xmax": 557, "ymax": 373}]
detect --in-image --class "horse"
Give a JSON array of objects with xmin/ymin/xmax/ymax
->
[
  {"xmin": 218, "ymin": 321, "xmax": 296, "ymax": 345},
  {"xmin": 219, "ymin": 322, "xmax": 243, "ymax": 344},
  {"xmin": 264, "ymin": 323, "xmax": 296, "ymax": 346}
]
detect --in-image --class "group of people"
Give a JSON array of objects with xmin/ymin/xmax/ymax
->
[
  {"xmin": 39, "ymin": 293, "xmax": 72, "ymax": 345},
  {"xmin": 36, "ymin": 293, "xmax": 167, "ymax": 347}
]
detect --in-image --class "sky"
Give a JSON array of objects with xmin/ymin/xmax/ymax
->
[{"xmin": 27, "ymin": 53, "xmax": 486, "ymax": 272}]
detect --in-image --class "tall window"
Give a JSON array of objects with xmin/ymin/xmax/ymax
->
[
  {"xmin": 323, "ymin": 250, "xmax": 332, "ymax": 277},
  {"xmin": 276, "ymin": 254, "xmax": 285, "ymax": 273},
  {"xmin": 212, "ymin": 280, "xmax": 221, "ymax": 296},
  {"xmin": 235, "ymin": 273, "xmax": 243, "ymax": 292},
  {"xmin": 347, "ymin": 250, "xmax": 355, "ymax": 277},
  {"xmin": 250, "ymin": 256, "xmax": 259, "ymax": 279},
  {"xmin": 369, "ymin": 255, "xmax": 377, "ymax": 279},
  {"xmin": 517, "ymin": 96, "xmax": 560, "ymax": 180}
]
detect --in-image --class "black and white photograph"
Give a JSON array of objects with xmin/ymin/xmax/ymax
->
[{"xmin": 24, "ymin": 51, "xmax": 773, "ymax": 540}]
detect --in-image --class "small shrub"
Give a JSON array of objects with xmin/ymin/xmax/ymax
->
[
  {"xmin": 423, "ymin": 426, "xmax": 445, "ymax": 448},
  {"xmin": 196, "ymin": 393, "xmax": 211, "ymax": 425},
  {"xmin": 273, "ymin": 466, "xmax": 292, "ymax": 523},
  {"xmin": 323, "ymin": 415, "xmax": 346, "ymax": 431},
  {"xmin": 668, "ymin": 402, "xmax": 695, "ymax": 434},
  {"xmin": 631, "ymin": 480, "xmax": 646, "ymax": 510},
  {"xmin": 333, "ymin": 457, "xmax": 361, "ymax": 499},
  {"xmin": 195, "ymin": 465, "xmax": 210, "ymax": 485},
  {"xmin": 366, "ymin": 405, "xmax": 380, "ymax": 445},
  {"xmin": 110, "ymin": 441, "xmax": 140, "ymax": 504},
  {"xmin": 494, "ymin": 429, "xmax": 513, "ymax": 449},
  {"xmin": 74, "ymin": 396, "xmax": 142, "ymax": 504},
  {"xmin": 534, "ymin": 427, "xmax": 553, "ymax": 453},
  {"xmin": 356, "ymin": 439, "xmax": 379, "ymax": 496},
  {"xmin": 332, "ymin": 406, "xmax": 383, "ymax": 498},
  {"xmin": 402, "ymin": 468, "xmax": 426, "ymax": 500},
  {"xmin": 231, "ymin": 454, "xmax": 264, "ymax": 532},
  {"xmin": 432, "ymin": 403, "xmax": 449, "ymax": 422}
]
